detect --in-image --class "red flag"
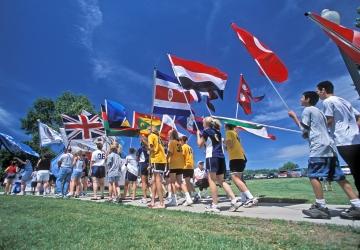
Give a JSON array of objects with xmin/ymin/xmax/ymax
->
[
  {"xmin": 305, "ymin": 12, "xmax": 360, "ymax": 64},
  {"xmin": 236, "ymin": 75, "xmax": 252, "ymax": 115},
  {"xmin": 231, "ymin": 23, "xmax": 288, "ymax": 83}
]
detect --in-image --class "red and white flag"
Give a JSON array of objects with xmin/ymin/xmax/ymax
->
[
  {"xmin": 306, "ymin": 12, "xmax": 360, "ymax": 64},
  {"xmin": 231, "ymin": 23, "xmax": 288, "ymax": 83},
  {"xmin": 236, "ymin": 75, "xmax": 265, "ymax": 115},
  {"xmin": 159, "ymin": 115, "xmax": 184, "ymax": 141},
  {"xmin": 61, "ymin": 114, "xmax": 104, "ymax": 140},
  {"xmin": 168, "ymin": 54, "xmax": 227, "ymax": 99}
]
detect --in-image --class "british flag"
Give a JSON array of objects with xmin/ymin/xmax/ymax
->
[{"xmin": 61, "ymin": 114, "xmax": 105, "ymax": 140}]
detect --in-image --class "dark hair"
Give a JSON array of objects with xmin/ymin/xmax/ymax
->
[
  {"xmin": 224, "ymin": 123, "xmax": 236, "ymax": 130},
  {"xmin": 317, "ymin": 80, "xmax": 334, "ymax": 94},
  {"xmin": 129, "ymin": 147, "xmax": 136, "ymax": 154},
  {"xmin": 181, "ymin": 136, "xmax": 188, "ymax": 143},
  {"xmin": 96, "ymin": 143, "xmax": 103, "ymax": 150},
  {"xmin": 303, "ymin": 91, "xmax": 319, "ymax": 106}
]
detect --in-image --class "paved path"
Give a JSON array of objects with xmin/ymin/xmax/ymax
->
[{"xmin": 75, "ymin": 195, "xmax": 360, "ymax": 227}]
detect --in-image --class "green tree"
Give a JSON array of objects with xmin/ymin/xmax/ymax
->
[
  {"xmin": 20, "ymin": 92, "xmax": 96, "ymax": 153},
  {"xmin": 279, "ymin": 161, "xmax": 299, "ymax": 171}
]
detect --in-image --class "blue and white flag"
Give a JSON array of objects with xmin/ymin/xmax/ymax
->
[{"xmin": 0, "ymin": 132, "xmax": 39, "ymax": 157}]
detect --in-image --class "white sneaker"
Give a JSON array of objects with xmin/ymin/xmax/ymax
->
[
  {"xmin": 229, "ymin": 200, "xmax": 244, "ymax": 212},
  {"xmin": 66, "ymin": 193, "xmax": 73, "ymax": 198},
  {"xmin": 243, "ymin": 198, "xmax": 258, "ymax": 208},
  {"xmin": 183, "ymin": 199, "xmax": 193, "ymax": 206},
  {"xmin": 166, "ymin": 198, "xmax": 178, "ymax": 207},
  {"xmin": 205, "ymin": 204, "xmax": 220, "ymax": 213},
  {"xmin": 177, "ymin": 197, "xmax": 186, "ymax": 205},
  {"xmin": 18, "ymin": 191, "xmax": 25, "ymax": 196},
  {"xmin": 55, "ymin": 194, "xmax": 63, "ymax": 199},
  {"xmin": 140, "ymin": 198, "xmax": 148, "ymax": 204}
]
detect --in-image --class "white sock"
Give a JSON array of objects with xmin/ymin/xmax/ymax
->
[
  {"xmin": 316, "ymin": 199, "xmax": 326, "ymax": 207},
  {"xmin": 244, "ymin": 190, "xmax": 253, "ymax": 200},
  {"xmin": 168, "ymin": 192, "xmax": 172, "ymax": 198},
  {"xmin": 240, "ymin": 192, "xmax": 247, "ymax": 202},
  {"xmin": 185, "ymin": 192, "xmax": 191, "ymax": 201},
  {"xmin": 350, "ymin": 198, "xmax": 360, "ymax": 208},
  {"xmin": 231, "ymin": 198, "xmax": 238, "ymax": 205},
  {"xmin": 173, "ymin": 194, "xmax": 177, "ymax": 201}
]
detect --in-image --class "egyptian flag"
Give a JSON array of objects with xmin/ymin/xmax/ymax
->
[
  {"xmin": 168, "ymin": 54, "xmax": 227, "ymax": 99},
  {"xmin": 231, "ymin": 23, "xmax": 288, "ymax": 83},
  {"xmin": 153, "ymin": 70, "xmax": 199, "ymax": 116}
]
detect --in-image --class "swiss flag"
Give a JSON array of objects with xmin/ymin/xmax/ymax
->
[{"xmin": 231, "ymin": 23, "xmax": 288, "ymax": 83}]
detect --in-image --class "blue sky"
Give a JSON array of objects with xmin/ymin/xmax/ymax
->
[{"xmin": 0, "ymin": 1, "xmax": 359, "ymax": 169}]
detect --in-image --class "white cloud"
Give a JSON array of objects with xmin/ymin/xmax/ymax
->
[
  {"xmin": 77, "ymin": 0, "xmax": 103, "ymax": 51},
  {"xmin": 0, "ymin": 106, "xmax": 16, "ymax": 127},
  {"xmin": 205, "ymin": 1, "xmax": 222, "ymax": 45},
  {"xmin": 275, "ymin": 143, "xmax": 308, "ymax": 160},
  {"xmin": 252, "ymin": 110, "xmax": 289, "ymax": 123}
]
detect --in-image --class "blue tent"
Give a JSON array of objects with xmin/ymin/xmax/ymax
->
[{"xmin": 0, "ymin": 132, "xmax": 39, "ymax": 157}]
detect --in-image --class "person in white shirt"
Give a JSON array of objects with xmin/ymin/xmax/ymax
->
[
  {"xmin": 317, "ymin": 80, "xmax": 360, "ymax": 200},
  {"xmin": 124, "ymin": 148, "xmax": 139, "ymax": 200},
  {"xmin": 90, "ymin": 143, "xmax": 106, "ymax": 200},
  {"xmin": 193, "ymin": 161, "xmax": 209, "ymax": 199},
  {"xmin": 56, "ymin": 148, "xmax": 73, "ymax": 198}
]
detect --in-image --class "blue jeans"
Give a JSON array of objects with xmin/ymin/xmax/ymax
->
[{"xmin": 56, "ymin": 167, "xmax": 72, "ymax": 195}]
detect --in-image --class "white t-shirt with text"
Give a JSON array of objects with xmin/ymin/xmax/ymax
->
[{"xmin": 91, "ymin": 150, "xmax": 106, "ymax": 166}]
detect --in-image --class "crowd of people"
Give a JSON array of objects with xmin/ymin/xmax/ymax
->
[{"xmin": 2, "ymin": 80, "xmax": 360, "ymax": 220}]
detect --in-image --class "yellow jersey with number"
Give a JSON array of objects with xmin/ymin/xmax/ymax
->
[
  {"xmin": 168, "ymin": 139, "xmax": 185, "ymax": 169},
  {"xmin": 225, "ymin": 130, "xmax": 245, "ymax": 160},
  {"xmin": 182, "ymin": 144, "xmax": 194, "ymax": 169},
  {"xmin": 148, "ymin": 133, "xmax": 166, "ymax": 164}
]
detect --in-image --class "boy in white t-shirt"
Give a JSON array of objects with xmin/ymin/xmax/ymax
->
[
  {"xmin": 289, "ymin": 91, "xmax": 360, "ymax": 220},
  {"xmin": 90, "ymin": 143, "xmax": 106, "ymax": 200}
]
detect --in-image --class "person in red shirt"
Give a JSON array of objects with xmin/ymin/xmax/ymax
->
[{"xmin": 4, "ymin": 160, "xmax": 18, "ymax": 195}]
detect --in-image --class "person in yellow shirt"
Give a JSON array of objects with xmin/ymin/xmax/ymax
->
[
  {"xmin": 181, "ymin": 135, "xmax": 197, "ymax": 203},
  {"xmin": 147, "ymin": 126, "xmax": 166, "ymax": 208},
  {"xmin": 166, "ymin": 129, "xmax": 193, "ymax": 206},
  {"xmin": 224, "ymin": 123, "xmax": 257, "ymax": 209}
]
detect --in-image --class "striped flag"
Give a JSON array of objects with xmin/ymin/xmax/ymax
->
[
  {"xmin": 153, "ymin": 70, "xmax": 199, "ymax": 116},
  {"xmin": 213, "ymin": 116, "xmax": 276, "ymax": 140}
]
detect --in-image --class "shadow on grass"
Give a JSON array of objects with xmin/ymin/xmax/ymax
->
[{"xmin": 258, "ymin": 197, "xmax": 308, "ymax": 205}]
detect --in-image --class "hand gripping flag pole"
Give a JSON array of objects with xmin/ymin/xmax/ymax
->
[{"xmin": 167, "ymin": 54, "xmax": 200, "ymax": 131}]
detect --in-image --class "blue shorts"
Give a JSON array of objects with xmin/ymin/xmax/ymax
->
[
  {"xmin": 71, "ymin": 170, "xmax": 83, "ymax": 180},
  {"xmin": 139, "ymin": 162, "xmax": 149, "ymax": 176},
  {"xmin": 206, "ymin": 157, "xmax": 226, "ymax": 175},
  {"xmin": 108, "ymin": 176, "xmax": 120, "ymax": 183},
  {"xmin": 308, "ymin": 157, "xmax": 345, "ymax": 181},
  {"xmin": 92, "ymin": 166, "xmax": 105, "ymax": 178}
]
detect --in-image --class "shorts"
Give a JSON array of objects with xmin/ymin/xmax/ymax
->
[
  {"xmin": 169, "ymin": 169, "xmax": 183, "ymax": 175},
  {"xmin": 229, "ymin": 159, "xmax": 246, "ymax": 173},
  {"xmin": 37, "ymin": 170, "xmax": 50, "ymax": 182},
  {"xmin": 82, "ymin": 169, "xmax": 88, "ymax": 177},
  {"xmin": 205, "ymin": 157, "xmax": 226, "ymax": 175},
  {"xmin": 31, "ymin": 181, "xmax": 37, "ymax": 188},
  {"xmin": 182, "ymin": 169, "xmax": 194, "ymax": 179},
  {"xmin": 126, "ymin": 171, "xmax": 138, "ymax": 182},
  {"xmin": 71, "ymin": 170, "xmax": 83, "ymax": 180},
  {"xmin": 49, "ymin": 174, "xmax": 56, "ymax": 183},
  {"xmin": 195, "ymin": 179, "xmax": 209, "ymax": 190},
  {"xmin": 139, "ymin": 162, "xmax": 149, "ymax": 176},
  {"xmin": 151, "ymin": 163, "xmax": 166, "ymax": 173},
  {"xmin": 108, "ymin": 176, "xmax": 120, "ymax": 183},
  {"xmin": 21, "ymin": 170, "xmax": 32, "ymax": 182},
  {"xmin": 308, "ymin": 157, "xmax": 345, "ymax": 181},
  {"xmin": 91, "ymin": 166, "xmax": 105, "ymax": 178}
]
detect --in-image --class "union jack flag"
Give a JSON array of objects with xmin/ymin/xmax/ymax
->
[{"xmin": 61, "ymin": 114, "xmax": 105, "ymax": 140}]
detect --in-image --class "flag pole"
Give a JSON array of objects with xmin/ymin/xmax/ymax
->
[
  {"xmin": 254, "ymin": 59, "xmax": 290, "ymax": 111},
  {"xmin": 205, "ymin": 103, "xmax": 213, "ymax": 116},
  {"xmin": 212, "ymin": 115, "xmax": 301, "ymax": 134},
  {"xmin": 167, "ymin": 54, "xmax": 200, "ymax": 131},
  {"xmin": 235, "ymin": 103, "xmax": 239, "ymax": 119}
]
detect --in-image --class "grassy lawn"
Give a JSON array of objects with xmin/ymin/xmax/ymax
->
[
  {"xmin": 221, "ymin": 176, "xmax": 357, "ymax": 205},
  {"xmin": 0, "ymin": 196, "xmax": 359, "ymax": 250}
]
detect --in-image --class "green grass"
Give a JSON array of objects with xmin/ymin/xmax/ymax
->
[
  {"xmin": 219, "ymin": 176, "xmax": 357, "ymax": 205},
  {"xmin": 0, "ymin": 196, "xmax": 359, "ymax": 250}
]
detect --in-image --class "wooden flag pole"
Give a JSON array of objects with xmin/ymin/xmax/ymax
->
[
  {"xmin": 167, "ymin": 54, "xmax": 200, "ymax": 131},
  {"xmin": 254, "ymin": 59, "xmax": 290, "ymax": 111}
]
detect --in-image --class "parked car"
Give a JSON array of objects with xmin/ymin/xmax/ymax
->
[
  {"xmin": 278, "ymin": 171, "xmax": 288, "ymax": 178},
  {"xmin": 288, "ymin": 169, "xmax": 302, "ymax": 178},
  {"xmin": 267, "ymin": 173, "xmax": 277, "ymax": 179},
  {"xmin": 341, "ymin": 166, "xmax": 351, "ymax": 175},
  {"xmin": 253, "ymin": 174, "xmax": 267, "ymax": 179}
]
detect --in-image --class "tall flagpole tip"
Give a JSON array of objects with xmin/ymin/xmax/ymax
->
[{"xmin": 304, "ymin": 12, "xmax": 310, "ymax": 16}]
